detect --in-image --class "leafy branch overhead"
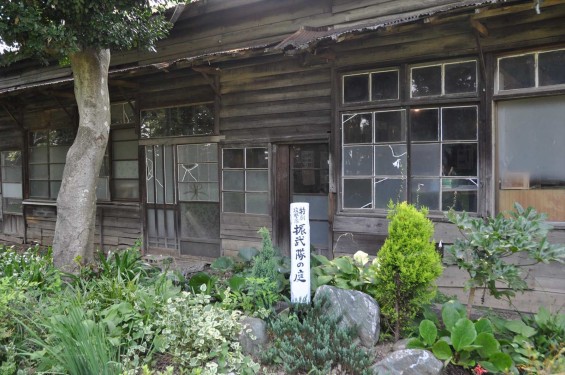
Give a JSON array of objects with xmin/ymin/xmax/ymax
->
[
  {"xmin": 446, "ymin": 203, "xmax": 565, "ymax": 315},
  {"xmin": 0, "ymin": 0, "xmax": 176, "ymax": 64}
]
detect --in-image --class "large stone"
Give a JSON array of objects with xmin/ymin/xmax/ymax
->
[
  {"xmin": 372, "ymin": 349, "xmax": 443, "ymax": 375},
  {"xmin": 238, "ymin": 316, "xmax": 268, "ymax": 357},
  {"xmin": 313, "ymin": 285, "xmax": 380, "ymax": 348}
]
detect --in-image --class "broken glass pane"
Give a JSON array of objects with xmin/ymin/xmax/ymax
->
[
  {"xmin": 375, "ymin": 178, "xmax": 406, "ymax": 209},
  {"xmin": 445, "ymin": 61, "xmax": 477, "ymax": 94},
  {"xmin": 442, "ymin": 107, "xmax": 477, "ymax": 141},
  {"xmin": 374, "ymin": 145, "xmax": 407, "ymax": 176},
  {"xmin": 499, "ymin": 54, "xmax": 535, "ymax": 90},
  {"xmin": 343, "ymin": 113, "xmax": 373, "ymax": 144},
  {"xmin": 343, "ymin": 179, "xmax": 372, "ymax": 209},
  {"xmin": 343, "ymin": 146, "xmax": 373, "ymax": 176},
  {"xmin": 442, "ymin": 143, "xmax": 477, "ymax": 176},
  {"xmin": 375, "ymin": 110, "xmax": 405, "ymax": 143},
  {"xmin": 539, "ymin": 49, "xmax": 565, "ymax": 86},
  {"xmin": 344, "ymin": 74, "xmax": 369, "ymax": 103},
  {"xmin": 411, "ymin": 108, "xmax": 439, "ymax": 141},
  {"xmin": 371, "ymin": 70, "xmax": 399, "ymax": 101},
  {"xmin": 411, "ymin": 65, "xmax": 442, "ymax": 97}
]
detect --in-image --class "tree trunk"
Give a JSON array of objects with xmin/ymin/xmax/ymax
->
[
  {"xmin": 52, "ymin": 48, "xmax": 111, "ymax": 271},
  {"xmin": 466, "ymin": 287, "xmax": 476, "ymax": 318}
]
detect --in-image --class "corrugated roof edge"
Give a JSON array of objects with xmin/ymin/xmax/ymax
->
[
  {"xmin": 1, "ymin": 0, "xmax": 517, "ymax": 95},
  {"xmin": 273, "ymin": 0, "xmax": 509, "ymax": 52}
]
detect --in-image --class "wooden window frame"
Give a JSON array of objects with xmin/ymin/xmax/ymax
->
[{"xmin": 338, "ymin": 59, "xmax": 481, "ymax": 215}]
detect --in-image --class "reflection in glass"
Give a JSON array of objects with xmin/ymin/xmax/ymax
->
[
  {"xmin": 375, "ymin": 110, "xmax": 405, "ymax": 143},
  {"xmin": 539, "ymin": 50, "xmax": 565, "ymax": 86},
  {"xmin": 411, "ymin": 144, "xmax": 441, "ymax": 176},
  {"xmin": 246, "ymin": 148, "xmax": 268, "ymax": 168},
  {"xmin": 140, "ymin": 104, "xmax": 214, "ymax": 138},
  {"xmin": 375, "ymin": 178, "xmax": 406, "ymax": 209},
  {"xmin": 375, "ymin": 145, "xmax": 407, "ymax": 176},
  {"xmin": 442, "ymin": 143, "xmax": 477, "ymax": 176},
  {"xmin": 344, "ymin": 74, "xmax": 369, "ymax": 103},
  {"xmin": 411, "ymin": 109, "xmax": 439, "ymax": 141},
  {"xmin": 499, "ymin": 54, "xmax": 535, "ymax": 90},
  {"xmin": 343, "ymin": 113, "xmax": 373, "ymax": 144},
  {"xmin": 411, "ymin": 178, "xmax": 440, "ymax": 210},
  {"xmin": 442, "ymin": 190, "xmax": 477, "ymax": 212},
  {"xmin": 343, "ymin": 179, "xmax": 372, "ymax": 209},
  {"xmin": 343, "ymin": 146, "xmax": 373, "ymax": 176},
  {"xmin": 445, "ymin": 61, "xmax": 477, "ymax": 94},
  {"xmin": 411, "ymin": 65, "xmax": 442, "ymax": 97},
  {"xmin": 223, "ymin": 149, "xmax": 244, "ymax": 168},
  {"xmin": 442, "ymin": 107, "xmax": 477, "ymax": 141},
  {"xmin": 371, "ymin": 70, "xmax": 399, "ymax": 101}
]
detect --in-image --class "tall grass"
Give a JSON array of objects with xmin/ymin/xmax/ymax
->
[{"xmin": 25, "ymin": 305, "xmax": 121, "ymax": 375}]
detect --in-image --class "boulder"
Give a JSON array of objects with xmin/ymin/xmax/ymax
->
[
  {"xmin": 313, "ymin": 285, "xmax": 380, "ymax": 347},
  {"xmin": 372, "ymin": 349, "xmax": 443, "ymax": 375},
  {"xmin": 238, "ymin": 316, "xmax": 268, "ymax": 357}
]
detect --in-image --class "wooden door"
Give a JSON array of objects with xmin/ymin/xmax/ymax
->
[{"xmin": 275, "ymin": 143, "xmax": 330, "ymax": 256}]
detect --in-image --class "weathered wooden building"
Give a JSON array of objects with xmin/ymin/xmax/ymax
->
[{"xmin": 1, "ymin": 0, "xmax": 564, "ymax": 312}]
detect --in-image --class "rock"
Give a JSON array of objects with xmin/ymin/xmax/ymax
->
[
  {"xmin": 372, "ymin": 349, "xmax": 443, "ymax": 375},
  {"xmin": 393, "ymin": 338, "xmax": 410, "ymax": 351},
  {"xmin": 313, "ymin": 285, "xmax": 380, "ymax": 348},
  {"xmin": 238, "ymin": 316, "xmax": 268, "ymax": 357}
]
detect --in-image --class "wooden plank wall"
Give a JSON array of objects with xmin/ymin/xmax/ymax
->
[
  {"xmin": 218, "ymin": 55, "xmax": 331, "ymax": 255},
  {"xmin": 326, "ymin": 6, "xmax": 565, "ymax": 312}
]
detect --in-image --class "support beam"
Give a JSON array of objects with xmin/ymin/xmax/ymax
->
[
  {"xmin": 1, "ymin": 103, "xmax": 24, "ymax": 129},
  {"xmin": 470, "ymin": 18, "xmax": 489, "ymax": 37}
]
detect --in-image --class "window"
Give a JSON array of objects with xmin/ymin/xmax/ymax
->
[
  {"xmin": 222, "ymin": 147, "xmax": 269, "ymax": 214},
  {"xmin": 140, "ymin": 103, "xmax": 214, "ymax": 138},
  {"xmin": 96, "ymin": 102, "xmax": 139, "ymax": 201},
  {"xmin": 497, "ymin": 49, "xmax": 565, "ymax": 92},
  {"xmin": 177, "ymin": 143, "xmax": 218, "ymax": 202},
  {"xmin": 28, "ymin": 129, "xmax": 74, "ymax": 199},
  {"xmin": 341, "ymin": 60, "xmax": 479, "ymax": 212},
  {"xmin": 1, "ymin": 151, "xmax": 23, "ymax": 214}
]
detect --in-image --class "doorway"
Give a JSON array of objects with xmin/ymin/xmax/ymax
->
[{"xmin": 275, "ymin": 143, "xmax": 330, "ymax": 256}]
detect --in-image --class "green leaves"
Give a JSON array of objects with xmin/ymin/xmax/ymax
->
[
  {"xmin": 447, "ymin": 203, "xmax": 565, "ymax": 316},
  {"xmin": 451, "ymin": 318, "xmax": 476, "ymax": 352},
  {"xmin": 419, "ymin": 320, "xmax": 438, "ymax": 346}
]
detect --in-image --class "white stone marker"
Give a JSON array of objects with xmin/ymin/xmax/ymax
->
[{"xmin": 290, "ymin": 202, "xmax": 310, "ymax": 304}]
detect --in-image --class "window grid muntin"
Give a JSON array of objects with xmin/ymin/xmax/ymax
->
[
  {"xmin": 28, "ymin": 129, "xmax": 74, "ymax": 199},
  {"xmin": 222, "ymin": 147, "xmax": 269, "ymax": 214},
  {"xmin": 340, "ymin": 59, "xmax": 480, "ymax": 213},
  {"xmin": 342, "ymin": 68, "xmax": 400, "ymax": 104},
  {"xmin": 496, "ymin": 48, "xmax": 565, "ymax": 93}
]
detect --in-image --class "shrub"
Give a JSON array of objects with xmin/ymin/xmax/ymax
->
[
  {"xmin": 492, "ymin": 307, "xmax": 565, "ymax": 374},
  {"xmin": 373, "ymin": 202, "xmax": 443, "ymax": 340},
  {"xmin": 447, "ymin": 203, "xmax": 565, "ymax": 317},
  {"xmin": 262, "ymin": 296, "xmax": 375, "ymax": 375},
  {"xmin": 155, "ymin": 291, "xmax": 259, "ymax": 374},
  {"xmin": 408, "ymin": 301, "xmax": 512, "ymax": 373},
  {"xmin": 250, "ymin": 228, "xmax": 280, "ymax": 286}
]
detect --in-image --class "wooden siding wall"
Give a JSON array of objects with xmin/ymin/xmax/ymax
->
[
  {"xmin": 328, "ymin": 6, "xmax": 565, "ymax": 312},
  {"xmin": 219, "ymin": 55, "xmax": 331, "ymax": 254}
]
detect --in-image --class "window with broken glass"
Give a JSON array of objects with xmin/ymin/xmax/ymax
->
[
  {"xmin": 222, "ymin": 147, "xmax": 269, "ymax": 214},
  {"xmin": 341, "ymin": 60, "xmax": 479, "ymax": 212}
]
